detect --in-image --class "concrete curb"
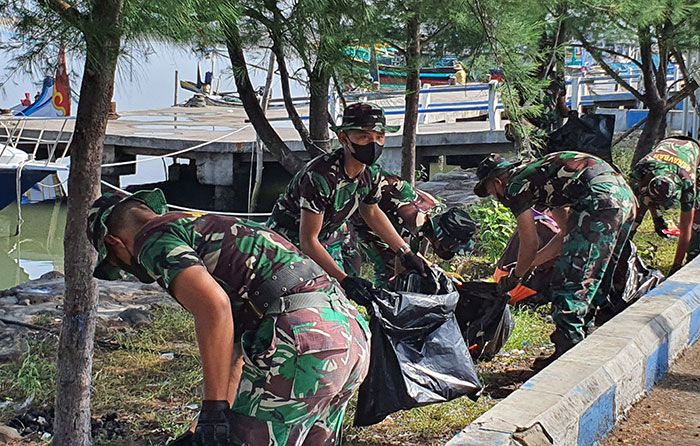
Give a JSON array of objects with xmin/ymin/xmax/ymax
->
[{"xmin": 446, "ymin": 256, "xmax": 700, "ymax": 446}]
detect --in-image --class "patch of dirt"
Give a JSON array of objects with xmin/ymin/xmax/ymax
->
[{"xmin": 602, "ymin": 342, "xmax": 700, "ymax": 445}]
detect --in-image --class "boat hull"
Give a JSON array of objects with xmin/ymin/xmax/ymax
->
[{"xmin": 0, "ymin": 168, "xmax": 55, "ymax": 210}]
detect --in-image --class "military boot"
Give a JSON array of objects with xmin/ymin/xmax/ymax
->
[{"xmin": 531, "ymin": 330, "xmax": 576, "ymax": 372}]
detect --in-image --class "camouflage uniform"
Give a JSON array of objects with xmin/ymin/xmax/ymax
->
[
  {"xmin": 87, "ymin": 190, "xmax": 370, "ymax": 445},
  {"xmin": 500, "ymin": 152, "xmax": 635, "ymax": 344},
  {"xmin": 345, "ymin": 167, "xmax": 476, "ymax": 285},
  {"xmin": 631, "ymin": 137, "xmax": 700, "ymax": 260},
  {"xmin": 267, "ymin": 147, "xmax": 382, "ymax": 270}
]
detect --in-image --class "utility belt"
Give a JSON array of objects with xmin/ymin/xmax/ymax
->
[{"xmin": 243, "ymin": 260, "xmax": 335, "ymax": 318}]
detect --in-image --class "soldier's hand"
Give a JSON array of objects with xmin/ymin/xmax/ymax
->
[
  {"xmin": 193, "ymin": 400, "xmax": 231, "ymax": 446},
  {"xmin": 498, "ymin": 272, "xmax": 521, "ymax": 296},
  {"xmin": 653, "ymin": 215, "xmax": 670, "ymax": 239},
  {"xmin": 401, "ymin": 251, "xmax": 428, "ymax": 277},
  {"xmin": 340, "ymin": 276, "xmax": 376, "ymax": 307}
]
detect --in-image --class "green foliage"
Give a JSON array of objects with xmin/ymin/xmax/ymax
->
[
  {"xmin": 504, "ymin": 306, "xmax": 552, "ymax": 351},
  {"xmin": 0, "ymin": 337, "xmax": 56, "ymax": 408},
  {"xmin": 467, "ymin": 198, "xmax": 517, "ymax": 263}
]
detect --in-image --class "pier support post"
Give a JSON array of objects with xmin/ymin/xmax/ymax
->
[
  {"xmin": 487, "ymin": 81, "xmax": 501, "ymax": 130},
  {"xmin": 196, "ymin": 153, "xmax": 236, "ymax": 209},
  {"xmin": 101, "ymin": 145, "xmax": 135, "ymax": 190}
]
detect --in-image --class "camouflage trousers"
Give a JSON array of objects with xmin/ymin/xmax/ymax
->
[
  {"xmin": 550, "ymin": 200, "xmax": 635, "ymax": 345},
  {"xmin": 230, "ymin": 292, "xmax": 370, "ymax": 445}
]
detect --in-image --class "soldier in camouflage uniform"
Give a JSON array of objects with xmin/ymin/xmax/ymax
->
[
  {"xmin": 268, "ymin": 102, "xmax": 429, "ymax": 305},
  {"xmin": 631, "ymin": 136, "xmax": 700, "ymax": 274},
  {"xmin": 474, "ymin": 151, "xmax": 635, "ymax": 369},
  {"xmin": 344, "ymin": 167, "xmax": 478, "ymax": 285},
  {"xmin": 87, "ymin": 189, "xmax": 370, "ymax": 445}
]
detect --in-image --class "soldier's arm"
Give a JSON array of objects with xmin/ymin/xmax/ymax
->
[
  {"xmin": 170, "ymin": 265, "xmax": 235, "ymax": 403},
  {"xmin": 673, "ymin": 209, "xmax": 694, "ymax": 270},
  {"xmin": 299, "ymin": 209, "xmax": 348, "ymax": 281},
  {"xmin": 533, "ymin": 207, "xmax": 568, "ymax": 267},
  {"xmin": 513, "ymin": 209, "xmax": 539, "ymax": 277},
  {"xmin": 359, "ymin": 202, "xmax": 409, "ymax": 253}
]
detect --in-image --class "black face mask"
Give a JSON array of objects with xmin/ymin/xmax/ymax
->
[{"xmin": 349, "ymin": 141, "xmax": 383, "ymax": 165}]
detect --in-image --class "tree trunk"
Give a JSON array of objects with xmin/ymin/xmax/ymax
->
[
  {"xmin": 308, "ymin": 67, "xmax": 332, "ymax": 155},
  {"xmin": 225, "ymin": 30, "xmax": 304, "ymax": 174},
  {"xmin": 250, "ymin": 52, "xmax": 275, "ymax": 211},
  {"xmin": 401, "ymin": 12, "xmax": 421, "ymax": 184},
  {"xmin": 52, "ymin": 9, "xmax": 123, "ymax": 444},
  {"xmin": 269, "ymin": 26, "xmax": 319, "ymax": 157},
  {"xmin": 632, "ymin": 104, "xmax": 667, "ymax": 167}
]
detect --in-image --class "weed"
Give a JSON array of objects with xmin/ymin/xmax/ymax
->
[{"xmin": 467, "ymin": 198, "xmax": 516, "ymax": 263}]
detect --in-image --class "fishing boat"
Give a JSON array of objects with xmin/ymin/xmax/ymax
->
[
  {"xmin": 180, "ymin": 62, "xmax": 243, "ymax": 106},
  {"xmin": 0, "ymin": 144, "xmax": 68, "ymax": 210},
  {"xmin": 0, "ymin": 48, "xmax": 72, "ymax": 210},
  {"xmin": 345, "ymin": 46, "xmax": 467, "ymax": 88}
]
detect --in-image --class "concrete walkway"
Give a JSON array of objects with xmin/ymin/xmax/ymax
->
[{"xmin": 602, "ymin": 342, "xmax": 700, "ymax": 445}]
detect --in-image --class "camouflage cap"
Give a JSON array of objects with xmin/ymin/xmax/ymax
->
[
  {"xmin": 474, "ymin": 153, "xmax": 517, "ymax": 197},
  {"xmin": 428, "ymin": 207, "xmax": 478, "ymax": 260},
  {"xmin": 646, "ymin": 175, "xmax": 681, "ymax": 210},
  {"xmin": 333, "ymin": 102, "xmax": 400, "ymax": 134},
  {"xmin": 87, "ymin": 188, "xmax": 168, "ymax": 280}
]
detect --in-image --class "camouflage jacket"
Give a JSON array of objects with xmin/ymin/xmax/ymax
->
[
  {"xmin": 133, "ymin": 213, "xmax": 332, "ymax": 338},
  {"xmin": 267, "ymin": 148, "xmax": 382, "ymax": 243},
  {"xmin": 631, "ymin": 137, "xmax": 700, "ymax": 212},
  {"xmin": 351, "ymin": 166, "xmax": 444, "ymax": 238},
  {"xmin": 503, "ymin": 151, "xmax": 631, "ymax": 216}
]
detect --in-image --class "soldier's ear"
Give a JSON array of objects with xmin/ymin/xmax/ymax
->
[{"xmin": 105, "ymin": 234, "xmax": 126, "ymax": 248}]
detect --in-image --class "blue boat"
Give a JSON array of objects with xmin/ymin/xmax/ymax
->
[{"xmin": 0, "ymin": 145, "xmax": 68, "ymax": 210}]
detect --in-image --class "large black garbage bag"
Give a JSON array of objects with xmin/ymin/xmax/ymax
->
[
  {"xmin": 596, "ymin": 240, "xmax": 665, "ymax": 324},
  {"xmin": 454, "ymin": 281, "xmax": 515, "ymax": 361},
  {"xmin": 353, "ymin": 269, "xmax": 482, "ymax": 427},
  {"xmin": 547, "ymin": 112, "xmax": 616, "ymax": 164}
]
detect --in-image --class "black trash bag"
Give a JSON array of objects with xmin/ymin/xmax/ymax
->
[
  {"xmin": 353, "ymin": 268, "xmax": 482, "ymax": 427},
  {"xmin": 547, "ymin": 112, "xmax": 616, "ymax": 165},
  {"xmin": 596, "ymin": 240, "xmax": 665, "ymax": 325},
  {"xmin": 454, "ymin": 281, "xmax": 515, "ymax": 361}
]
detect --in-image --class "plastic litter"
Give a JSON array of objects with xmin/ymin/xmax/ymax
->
[
  {"xmin": 353, "ymin": 268, "xmax": 482, "ymax": 427},
  {"xmin": 547, "ymin": 111, "xmax": 616, "ymax": 165}
]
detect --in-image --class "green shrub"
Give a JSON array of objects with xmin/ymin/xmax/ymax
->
[{"xmin": 467, "ymin": 198, "xmax": 516, "ymax": 263}]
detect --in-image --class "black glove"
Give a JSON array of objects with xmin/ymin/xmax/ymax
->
[
  {"xmin": 653, "ymin": 215, "xmax": 670, "ymax": 239},
  {"xmin": 498, "ymin": 272, "xmax": 521, "ymax": 296},
  {"xmin": 400, "ymin": 251, "xmax": 427, "ymax": 276},
  {"xmin": 340, "ymin": 276, "xmax": 375, "ymax": 306},
  {"xmin": 193, "ymin": 400, "xmax": 231, "ymax": 446}
]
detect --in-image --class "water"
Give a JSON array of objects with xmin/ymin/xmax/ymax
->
[{"xmin": 0, "ymin": 201, "xmax": 66, "ymax": 290}]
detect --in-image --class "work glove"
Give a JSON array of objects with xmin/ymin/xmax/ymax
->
[
  {"xmin": 340, "ymin": 276, "xmax": 376, "ymax": 307},
  {"xmin": 497, "ymin": 272, "xmax": 521, "ymax": 297},
  {"xmin": 193, "ymin": 400, "xmax": 231, "ymax": 446},
  {"xmin": 400, "ymin": 251, "xmax": 427, "ymax": 276},
  {"xmin": 653, "ymin": 215, "xmax": 670, "ymax": 239}
]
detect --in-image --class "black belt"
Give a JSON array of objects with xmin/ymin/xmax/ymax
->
[{"xmin": 246, "ymin": 261, "xmax": 332, "ymax": 317}]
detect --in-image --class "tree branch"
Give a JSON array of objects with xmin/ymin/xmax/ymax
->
[
  {"xmin": 664, "ymin": 77, "xmax": 699, "ymax": 113},
  {"xmin": 569, "ymin": 43, "xmax": 643, "ymax": 70},
  {"xmin": 672, "ymin": 48, "xmax": 700, "ymax": 112},
  {"xmin": 38, "ymin": 0, "xmax": 87, "ymax": 26},
  {"xmin": 574, "ymin": 30, "xmax": 646, "ymax": 103}
]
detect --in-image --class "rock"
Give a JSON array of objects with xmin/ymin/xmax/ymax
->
[
  {"xmin": 0, "ymin": 425, "xmax": 21, "ymax": 441},
  {"xmin": 118, "ymin": 308, "xmax": 152, "ymax": 327},
  {"xmin": 38, "ymin": 271, "xmax": 64, "ymax": 281},
  {"xmin": 0, "ymin": 296, "xmax": 18, "ymax": 305},
  {"xmin": 0, "ymin": 324, "xmax": 29, "ymax": 362}
]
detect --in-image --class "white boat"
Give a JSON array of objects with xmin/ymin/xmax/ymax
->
[{"xmin": 0, "ymin": 144, "xmax": 68, "ymax": 210}]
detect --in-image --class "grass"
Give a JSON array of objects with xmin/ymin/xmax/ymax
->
[{"xmin": 0, "ymin": 141, "xmax": 681, "ymax": 445}]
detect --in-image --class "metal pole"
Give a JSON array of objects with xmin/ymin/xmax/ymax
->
[{"xmin": 174, "ymin": 70, "xmax": 180, "ymax": 106}]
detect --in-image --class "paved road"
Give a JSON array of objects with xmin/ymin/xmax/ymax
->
[{"xmin": 602, "ymin": 341, "xmax": 700, "ymax": 445}]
